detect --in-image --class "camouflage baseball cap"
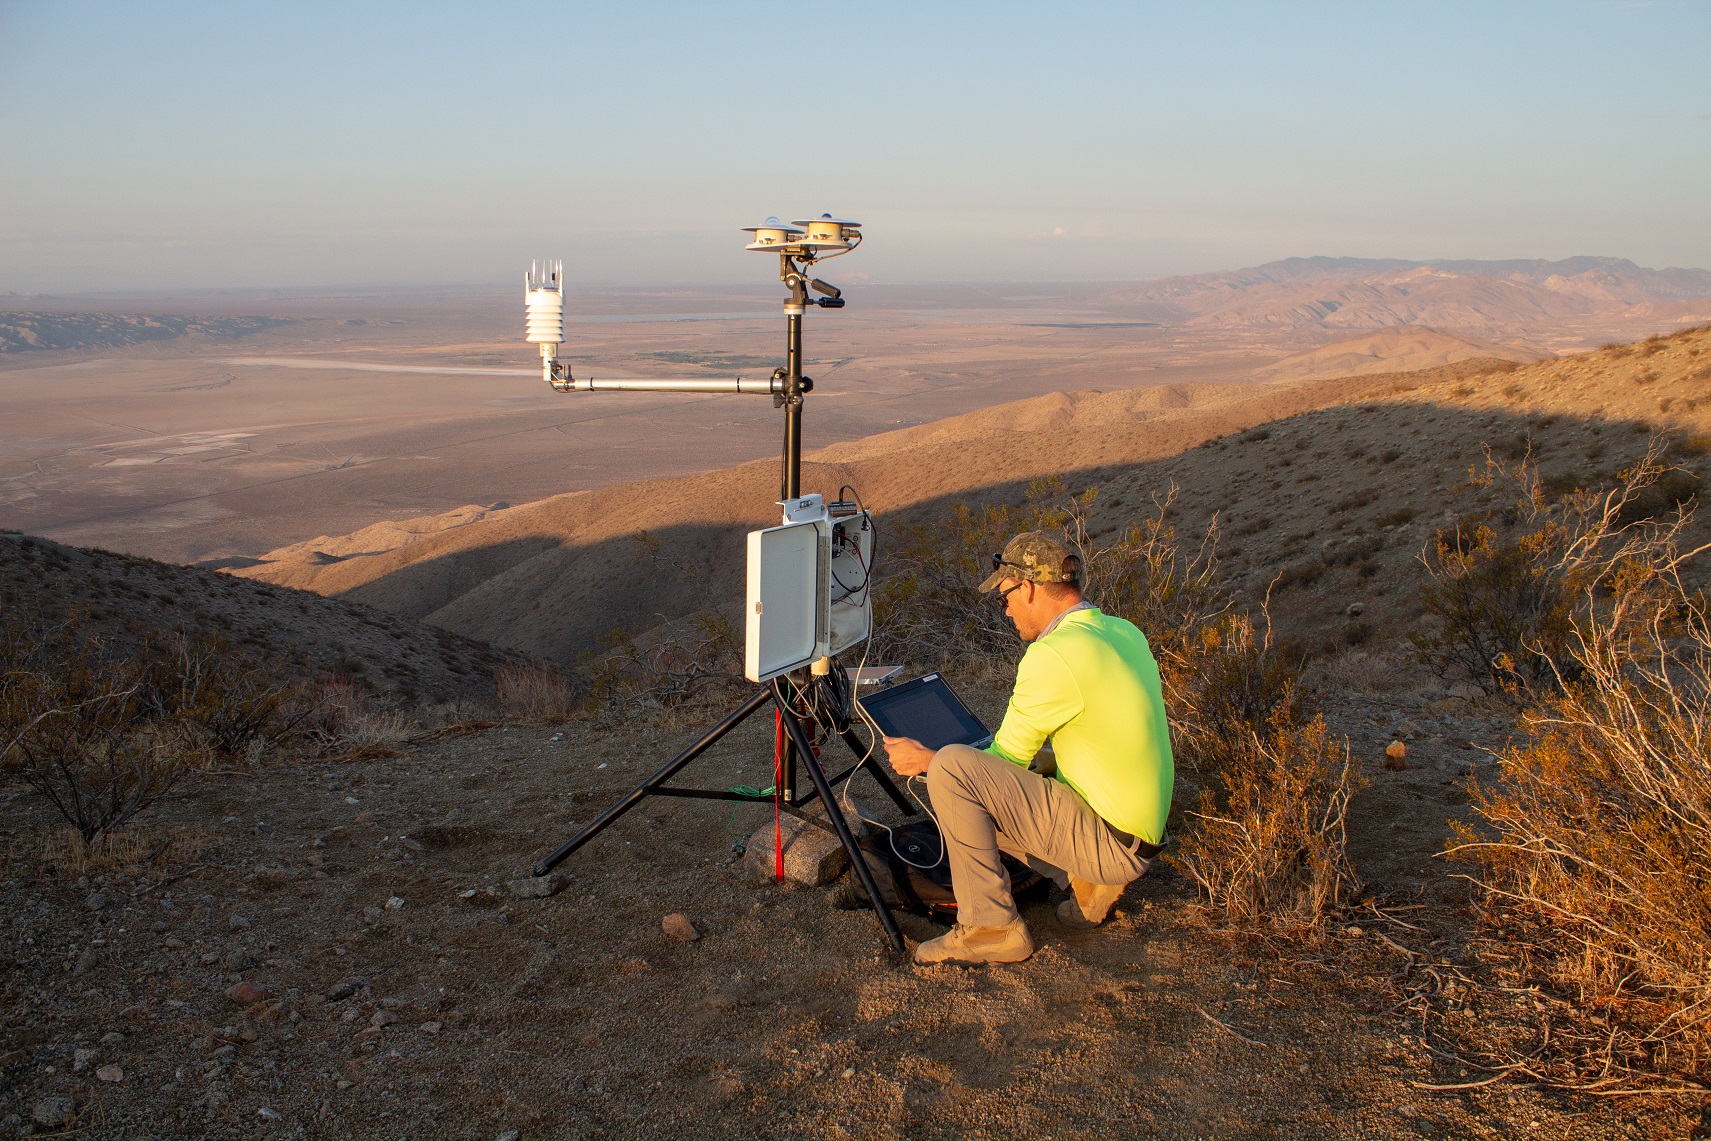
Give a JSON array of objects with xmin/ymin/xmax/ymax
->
[{"xmin": 977, "ymin": 531, "xmax": 1082, "ymax": 592}]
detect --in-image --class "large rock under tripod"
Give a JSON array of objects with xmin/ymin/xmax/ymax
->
[{"xmin": 743, "ymin": 798, "xmax": 864, "ymax": 887}]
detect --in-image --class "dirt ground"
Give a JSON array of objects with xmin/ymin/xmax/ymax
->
[{"xmin": 3, "ymin": 663, "xmax": 1707, "ymax": 1140}]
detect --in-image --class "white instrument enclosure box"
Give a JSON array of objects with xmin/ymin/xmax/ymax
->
[{"xmin": 744, "ymin": 495, "xmax": 874, "ymax": 682}]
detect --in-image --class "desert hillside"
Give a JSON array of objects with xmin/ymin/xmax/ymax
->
[
  {"xmin": 0, "ymin": 532, "xmax": 512, "ymax": 703},
  {"xmin": 232, "ymin": 326, "xmax": 1711, "ymax": 663}
]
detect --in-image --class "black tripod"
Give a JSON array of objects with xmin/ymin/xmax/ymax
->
[{"xmin": 530, "ymin": 254, "xmax": 914, "ymax": 955}]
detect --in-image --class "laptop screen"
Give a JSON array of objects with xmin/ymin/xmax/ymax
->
[{"xmin": 858, "ymin": 673, "xmax": 992, "ymax": 751}]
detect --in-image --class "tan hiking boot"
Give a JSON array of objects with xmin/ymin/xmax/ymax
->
[
  {"xmin": 913, "ymin": 918, "xmax": 1034, "ymax": 965},
  {"xmin": 1056, "ymin": 875, "xmax": 1125, "ymax": 929}
]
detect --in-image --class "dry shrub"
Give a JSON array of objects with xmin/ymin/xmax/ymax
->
[
  {"xmin": 294, "ymin": 676, "xmax": 414, "ymax": 756},
  {"xmin": 586, "ymin": 611, "xmax": 746, "ymax": 712},
  {"xmin": 1446, "ymin": 512, "xmax": 1711, "ymax": 1087},
  {"xmin": 494, "ymin": 661, "xmax": 582, "ymax": 722},
  {"xmin": 1411, "ymin": 438, "xmax": 1691, "ymax": 698},
  {"xmin": 1170, "ymin": 709, "xmax": 1364, "ymax": 932},
  {"xmin": 0, "ymin": 621, "xmax": 218, "ymax": 843}
]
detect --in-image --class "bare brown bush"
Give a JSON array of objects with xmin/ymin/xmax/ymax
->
[
  {"xmin": 0, "ymin": 621, "xmax": 212, "ymax": 844},
  {"xmin": 586, "ymin": 611, "xmax": 746, "ymax": 712},
  {"xmin": 1170, "ymin": 709, "xmax": 1365, "ymax": 933},
  {"xmin": 1411, "ymin": 438, "xmax": 1692, "ymax": 698}
]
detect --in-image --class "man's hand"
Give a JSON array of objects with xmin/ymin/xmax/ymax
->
[{"xmin": 883, "ymin": 735, "xmax": 935, "ymax": 777}]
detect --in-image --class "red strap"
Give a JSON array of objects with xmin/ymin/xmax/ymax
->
[{"xmin": 772, "ymin": 709, "xmax": 786, "ymax": 884}]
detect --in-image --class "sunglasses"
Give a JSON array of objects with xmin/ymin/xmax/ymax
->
[{"xmin": 995, "ymin": 580, "xmax": 1027, "ymax": 605}]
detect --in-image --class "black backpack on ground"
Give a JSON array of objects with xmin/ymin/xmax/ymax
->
[{"xmin": 837, "ymin": 819, "xmax": 1050, "ymax": 924}]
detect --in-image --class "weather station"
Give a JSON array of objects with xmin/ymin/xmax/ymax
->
[{"xmin": 522, "ymin": 216, "xmax": 915, "ymax": 955}]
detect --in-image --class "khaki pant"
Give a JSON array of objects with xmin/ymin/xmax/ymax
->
[{"xmin": 927, "ymin": 744, "xmax": 1152, "ymax": 927}]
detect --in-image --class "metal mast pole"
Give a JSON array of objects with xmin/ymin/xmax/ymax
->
[{"xmin": 780, "ymin": 258, "xmax": 808, "ymax": 501}]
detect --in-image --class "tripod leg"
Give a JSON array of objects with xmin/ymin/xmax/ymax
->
[
  {"xmin": 773, "ymin": 679, "xmax": 908, "ymax": 956},
  {"xmin": 530, "ymin": 686, "xmax": 773, "ymax": 877}
]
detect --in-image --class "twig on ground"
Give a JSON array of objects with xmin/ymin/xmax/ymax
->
[{"xmin": 1196, "ymin": 1007, "xmax": 1267, "ymax": 1047}]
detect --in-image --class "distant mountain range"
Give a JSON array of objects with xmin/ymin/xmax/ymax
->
[{"xmin": 1096, "ymin": 256, "xmax": 1711, "ymax": 335}]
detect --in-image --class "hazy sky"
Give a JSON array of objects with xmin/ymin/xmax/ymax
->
[{"xmin": 2, "ymin": 1, "xmax": 1707, "ymax": 291}]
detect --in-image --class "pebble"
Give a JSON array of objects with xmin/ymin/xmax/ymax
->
[
  {"xmin": 1345, "ymin": 925, "xmax": 1364, "ymax": 938},
  {"xmin": 32, "ymin": 1096, "xmax": 73, "ymax": 1128},
  {"xmin": 229, "ymin": 915, "xmax": 252, "ymax": 931},
  {"xmin": 225, "ymin": 980, "xmax": 268, "ymax": 1005},
  {"xmin": 326, "ymin": 977, "xmax": 368, "ymax": 1001},
  {"xmin": 457, "ymin": 889, "xmax": 478, "ymax": 900},
  {"xmin": 661, "ymin": 913, "xmax": 701, "ymax": 942},
  {"xmin": 223, "ymin": 948, "xmax": 254, "ymax": 972},
  {"xmin": 496, "ymin": 1131, "xmax": 521, "ymax": 1141},
  {"xmin": 362, "ymin": 906, "xmax": 384, "ymax": 922},
  {"xmin": 370, "ymin": 1010, "xmax": 400, "ymax": 1028},
  {"xmin": 96, "ymin": 1065, "xmax": 123, "ymax": 1083},
  {"xmin": 336, "ymin": 1079, "xmax": 354, "ymax": 1089},
  {"xmin": 385, "ymin": 896, "xmax": 405, "ymax": 910},
  {"xmin": 87, "ymin": 891, "xmax": 109, "ymax": 911},
  {"xmin": 420, "ymin": 1021, "xmax": 442, "ymax": 1034},
  {"xmin": 257, "ymin": 1107, "xmax": 282, "ymax": 1120},
  {"xmin": 1384, "ymin": 740, "xmax": 1408, "ymax": 770},
  {"xmin": 840, "ymin": 1067, "xmax": 856, "ymax": 1079},
  {"xmin": 74, "ymin": 1048, "xmax": 97, "ymax": 1072}
]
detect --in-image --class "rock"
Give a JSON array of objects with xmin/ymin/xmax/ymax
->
[
  {"xmin": 86, "ymin": 891, "xmax": 109, "ymax": 911},
  {"xmin": 661, "ymin": 913, "xmax": 700, "ymax": 942},
  {"xmin": 229, "ymin": 915, "xmax": 252, "ymax": 931},
  {"xmin": 370, "ymin": 1010, "xmax": 399, "ymax": 1028},
  {"xmin": 385, "ymin": 896, "xmax": 405, "ymax": 911},
  {"xmin": 225, "ymin": 980, "xmax": 268, "ymax": 1005},
  {"xmin": 496, "ymin": 1130, "xmax": 521, "ymax": 1141},
  {"xmin": 257, "ymin": 1107, "xmax": 282, "ymax": 1121},
  {"xmin": 222, "ymin": 948, "xmax": 254, "ymax": 973},
  {"xmin": 325, "ymin": 977, "xmax": 368, "ymax": 1001},
  {"xmin": 74, "ymin": 1048, "xmax": 97, "ymax": 1072},
  {"xmin": 1396, "ymin": 719, "xmax": 1421, "ymax": 740},
  {"xmin": 361, "ymin": 906, "xmax": 384, "ymax": 923},
  {"xmin": 1385, "ymin": 739, "xmax": 1408, "ymax": 761},
  {"xmin": 72, "ymin": 946, "xmax": 101, "ymax": 976},
  {"xmin": 32, "ymin": 1096, "xmax": 74, "ymax": 1128},
  {"xmin": 1344, "ymin": 602, "xmax": 1365, "ymax": 617},
  {"xmin": 95, "ymin": 1065, "xmax": 123, "ymax": 1083},
  {"xmin": 743, "ymin": 815, "xmax": 848, "ymax": 887},
  {"xmin": 163, "ymin": 936, "xmax": 186, "ymax": 950},
  {"xmin": 101, "ymin": 1032, "xmax": 124, "ymax": 1045},
  {"xmin": 420, "ymin": 1021, "xmax": 442, "ymax": 1034},
  {"xmin": 1345, "ymin": 925, "xmax": 1364, "ymax": 938},
  {"xmin": 840, "ymin": 1066, "xmax": 856, "ymax": 1079},
  {"xmin": 508, "ymin": 871, "xmax": 572, "ymax": 899},
  {"xmin": 457, "ymin": 888, "xmax": 478, "ymax": 900}
]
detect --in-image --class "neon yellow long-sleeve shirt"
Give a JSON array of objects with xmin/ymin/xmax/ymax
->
[{"xmin": 984, "ymin": 607, "xmax": 1174, "ymax": 844}]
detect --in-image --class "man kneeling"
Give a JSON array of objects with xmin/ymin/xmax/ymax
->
[{"xmin": 883, "ymin": 531, "xmax": 1174, "ymax": 966}]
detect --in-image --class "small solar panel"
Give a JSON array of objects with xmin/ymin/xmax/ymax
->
[{"xmin": 857, "ymin": 673, "xmax": 992, "ymax": 751}]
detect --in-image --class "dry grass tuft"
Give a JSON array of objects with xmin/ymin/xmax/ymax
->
[
  {"xmin": 18, "ymin": 823, "xmax": 217, "ymax": 879},
  {"xmin": 494, "ymin": 661, "xmax": 583, "ymax": 723}
]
